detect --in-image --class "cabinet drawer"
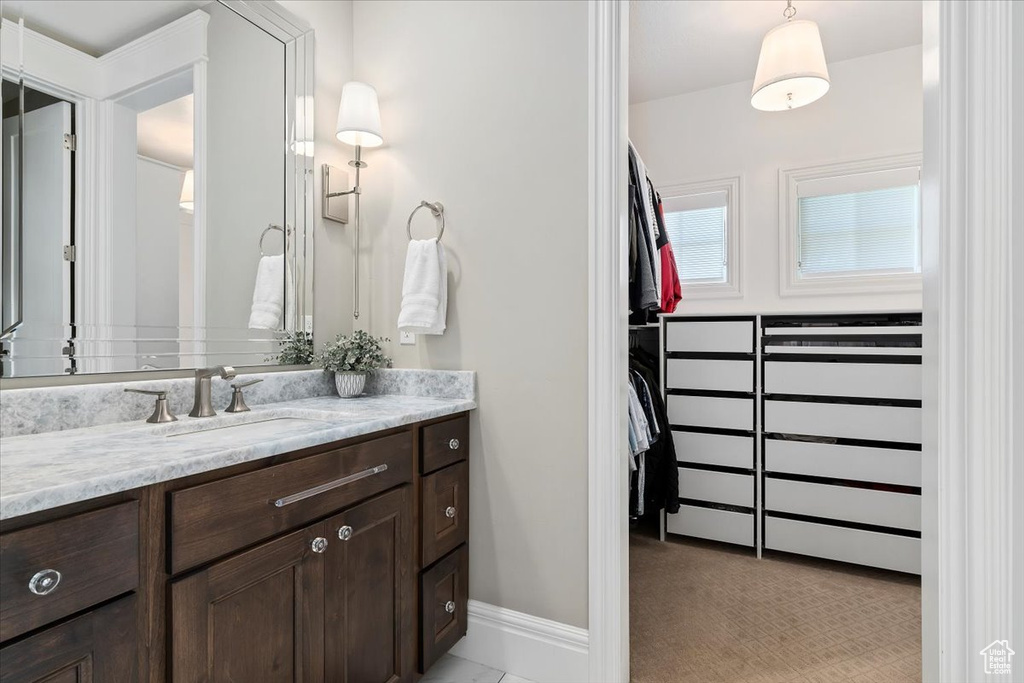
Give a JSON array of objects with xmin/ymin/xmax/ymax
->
[
  {"xmin": 666, "ymin": 319, "xmax": 753, "ymax": 353},
  {"xmin": 764, "ymin": 400, "xmax": 921, "ymax": 444},
  {"xmin": 667, "ymin": 395, "xmax": 753, "ymax": 431},
  {"xmin": 667, "ymin": 505, "xmax": 754, "ymax": 547},
  {"xmin": 0, "ymin": 595, "xmax": 137, "ymax": 682},
  {"xmin": 765, "ymin": 478, "xmax": 920, "ymax": 531},
  {"xmin": 422, "ymin": 414, "xmax": 469, "ymax": 474},
  {"xmin": 673, "ymin": 431, "xmax": 753, "ymax": 469},
  {"xmin": 679, "ymin": 468, "xmax": 753, "ymax": 508},
  {"xmin": 765, "ymin": 516, "xmax": 920, "ymax": 574},
  {"xmin": 765, "ymin": 361, "xmax": 921, "ymax": 400},
  {"xmin": 169, "ymin": 432, "xmax": 412, "ymax": 574},
  {"xmin": 422, "ymin": 461, "xmax": 469, "ymax": 567},
  {"xmin": 666, "ymin": 359, "xmax": 753, "ymax": 393},
  {"xmin": 765, "ymin": 438, "xmax": 921, "ymax": 487},
  {"xmin": 0, "ymin": 502, "xmax": 139, "ymax": 642},
  {"xmin": 420, "ymin": 545, "xmax": 469, "ymax": 672}
]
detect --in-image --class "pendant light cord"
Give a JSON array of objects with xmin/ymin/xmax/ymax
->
[{"xmin": 784, "ymin": 0, "xmax": 796, "ymax": 21}]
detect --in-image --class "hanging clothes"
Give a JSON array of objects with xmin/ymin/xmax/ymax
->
[
  {"xmin": 655, "ymin": 191, "xmax": 682, "ymax": 314},
  {"xmin": 629, "ymin": 346, "xmax": 680, "ymax": 516}
]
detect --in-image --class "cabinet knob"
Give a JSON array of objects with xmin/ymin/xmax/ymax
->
[
  {"xmin": 445, "ymin": 506, "xmax": 457, "ymax": 519},
  {"xmin": 337, "ymin": 525, "xmax": 354, "ymax": 541},
  {"xmin": 445, "ymin": 600, "xmax": 456, "ymax": 614},
  {"xmin": 28, "ymin": 569, "xmax": 61, "ymax": 596},
  {"xmin": 449, "ymin": 438, "xmax": 460, "ymax": 450},
  {"xmin": 310, "ymin": 537, "xmax": 328, "ymax": 554}
]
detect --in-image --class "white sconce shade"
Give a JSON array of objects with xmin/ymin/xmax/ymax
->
[
  {"xmin": 751, "ymin": 19, "xmax": 830, "ymax": 111},
  {"xmin": 179, "ymin": 169, "xmax": 194, "ymax": 211},
  {"xmin": 336, "ymin": 81, "xmax": 383, "ymax": 147}
]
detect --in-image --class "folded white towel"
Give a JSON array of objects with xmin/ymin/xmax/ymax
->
[
  {"xmin": 248, "ymin": 254, "xmax": 284, "ymax": 330},
  {"xmin": 397, "ymin": 238, "xmax": 447, "ymax": 335}
]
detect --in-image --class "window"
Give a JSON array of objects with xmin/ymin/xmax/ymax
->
[
  {"xmin": 780, "ymin": 154, "xmax": 922, "ymax": 296},
  {"xmin": 659, "ymin": 177, "xmax": 741, "ymax": 298}
]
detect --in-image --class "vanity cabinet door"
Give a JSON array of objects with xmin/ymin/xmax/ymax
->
[
  {"xmin": 324, "ymin": 486, "xmax": 414, "ymax": 683},
  {"xmin": 170, "ymin": 523, "xmax": 327, "ymax": 683},
  {"xmin": 0, "ymin": 595, "xmax": 137, "ymax": 682}
]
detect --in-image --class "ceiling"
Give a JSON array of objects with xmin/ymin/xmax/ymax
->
[
  {"xmin": 629, "ymin": 0, "xmax": 922, "ymax": 104},
  {"xmin": 2, "ymin": 1, "xmax": 210, "ymax": 57},
  {"xmin": 137, "ymin": 94, "xmax": 194, "ymax": 169}
]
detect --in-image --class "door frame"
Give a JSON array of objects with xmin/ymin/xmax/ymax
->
[{"xmin": 585, "ymin": 1, "xmax": 1023, "ymax": 681}]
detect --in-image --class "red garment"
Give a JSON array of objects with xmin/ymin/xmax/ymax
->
[{"xmin": 657, "ymin": 202, "xmax": 682, "ymax": 313}]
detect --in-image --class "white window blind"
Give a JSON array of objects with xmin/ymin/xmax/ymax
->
[
  {"xmin": 662, "ymin": 191, "xmax": 728, "ymax": 284},
  {"xmin": 797, "ymin": 183, "xmax": 921, "ymax": 279}
]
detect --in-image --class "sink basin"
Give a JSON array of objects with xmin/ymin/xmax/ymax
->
[{"xmin": 166, "ymin": 417, "xmax": 333, "ymax": 444}]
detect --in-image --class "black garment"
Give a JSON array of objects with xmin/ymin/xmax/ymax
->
[{"xmin": 629, "ymin": 349, "xmax": 680, "ymax": 515}]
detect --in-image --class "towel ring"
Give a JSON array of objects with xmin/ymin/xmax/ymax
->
[
  {"xmin": 259, "ymin": 224, "xmax": 287, "ymax": 256},
  {"xmin": 406, "ymin": 201, "xmax": 445, "ymax": 242}
]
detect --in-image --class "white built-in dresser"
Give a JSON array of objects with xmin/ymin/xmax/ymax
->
[{"xmin": 662, "ymin": 312, "xmax": 922, "ymax": 575}]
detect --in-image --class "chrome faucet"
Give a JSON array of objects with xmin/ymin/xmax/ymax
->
[{"xmin": 189, "ymin": 366, "xmax": 237, "ymax": 417}]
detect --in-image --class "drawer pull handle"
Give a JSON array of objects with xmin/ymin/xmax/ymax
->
[
  {"xmin": 449, "ymin": 438, "xmax": 460, "ymax": 450},
  {"xmin": 28, "ymin": 569, "xmax": 61, "ymax": 596},
  {"xmin": 338, "ymin": 525, "xmax": 354, "ymax": 541},
  {"xmin": 445, "ymin": 600, "xmax": 456, "ymax": 614},
  {"xmin": 445, "ymin": 506, "xmax": 457, "ymax": 519},
  {"xmin": 310, "ymin": 537, "xmax": 328, "ymax": 554},
  {"xmin": 272, "ymin": 464, "xmax": 389, "ymax": 508}
]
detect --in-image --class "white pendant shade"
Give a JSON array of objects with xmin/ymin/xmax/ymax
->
[
  {"xmin": 751, "ymin": 19, "xmax": 830, "ymax": 112},
  {"xmin": 336, "ymin": 81, "xmax": 383, "ymax": 147},
  {"xmin": 179, "ymin": 169, "xmax": 194, "ymax": 211}
]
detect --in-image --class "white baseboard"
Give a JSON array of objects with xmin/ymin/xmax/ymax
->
[{"xmin": 448, "ymin": 600, "xmax": 589, "ymax": 683}]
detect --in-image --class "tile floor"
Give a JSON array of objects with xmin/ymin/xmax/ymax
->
[{"xmin": 421, "ymin": 654, "xmax": 534, "ymax": 683}]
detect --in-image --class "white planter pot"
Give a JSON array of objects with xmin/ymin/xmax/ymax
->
[{"xmin": 334, "ymin": 371, "xmax": 367, "ymax": 398}]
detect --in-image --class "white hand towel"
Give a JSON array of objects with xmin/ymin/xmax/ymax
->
[
  {"xmin": 248, "ymin": 254, "xmax": 284, "ymax": 330},
  {"xmin": 397, "ymin": 238, "xmax": 447, "ymax": 335}
]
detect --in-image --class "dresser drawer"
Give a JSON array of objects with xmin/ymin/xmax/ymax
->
[
  {"xmin": 666, "ymin": 359, "xmax": 753, "ymax": 393},
  {"xmin": 421, "ymin": 415, "xmax": 469, "ymax": 474},
  {"xmin": 765, "ymin": 438, "xmax": 921, "ymax": 487},
  {"xmin": 764, "ymin": 400, "xmax": 921, "ymax": 444},
  {"xmin": 764, "ymin": 361, "xmax": 921, "ymax": 400},
  {"xmin": 765, "ymin": 478, "xmax": 920, "ymax": 531},
  {"xmin": 422, "ymin": 462, "xmax": 469, "ymax": 567},
  {"xmin": 667, "ymin": 395, "xmax": 753, "ymax": 431},
  {"xmin": 765, "ymin": 516, "xmax": 920, "ymax": 574},
  {"xmin": 0, "ymin": 502, "xmax": 139, "ymax": 642},
  {"xmin": 679, "ymin": 468, "xmax": 754, "ymax": 508},
  {"xmin": 673, "ymin": 431, "xmax": 753, "ymax": 469},
  {"xmin": 667, "ymin": 505, "xmax": 754, "ymax": 547},
  {"xmin": 420, "ymin": 545, "xmax": 468, "ymax": 672},
  {"xmin": 665, "ymin": 319, "xmax": 753, "ymax": 353},
  {"xmin": 169, "ymin": 432, "xmax": 412, "ymax": 574}
]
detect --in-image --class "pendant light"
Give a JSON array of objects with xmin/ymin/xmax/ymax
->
[{"xmin": 751, "ymin": 0, "xmax": 830, "ymax": 111}]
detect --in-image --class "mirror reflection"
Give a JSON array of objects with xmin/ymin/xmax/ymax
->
[{"xmin": 0, "ymin": 1, "xmax": 314, "ymax": 378}]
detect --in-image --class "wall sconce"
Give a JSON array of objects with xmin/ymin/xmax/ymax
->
[
  {"xmin": 323, "ymin": 81, "xmax": 383, "ymax": 320},
  {"xmin": 179, "ymin": 169, "xmax": 194, "ymax": 212}
]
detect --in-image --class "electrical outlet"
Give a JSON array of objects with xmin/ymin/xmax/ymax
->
[
  {"xmin": 304, "ymin": 316, "xmax": 313, "ymax": 334},
  {"xmin": 400, "ymin": 331, "xmax": 416, "ymax": 345}
]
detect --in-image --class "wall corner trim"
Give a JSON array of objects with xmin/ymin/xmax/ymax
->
[{"xmin": 448, "ymin": 600, "xmax": 590, "ymax": 683}]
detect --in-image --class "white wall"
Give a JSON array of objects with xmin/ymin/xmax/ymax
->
[
  {"xmin": 353, "ymin": 0, "xmax": 591, "ymax": 628},
  {"xmin": 629, "ymin": 45, "xmax": 924, "ymax": 315},
  {"xmin": 278, "ymin": 0, "xmax": 355, "ymax": 347}
]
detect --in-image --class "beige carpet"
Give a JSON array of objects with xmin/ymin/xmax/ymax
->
[{"xmin": 629, "ymin": 533, "xmax": 921, "ymax": 683}]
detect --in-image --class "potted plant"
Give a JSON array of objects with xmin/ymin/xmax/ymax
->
[
  {"xmin": 269, "ymin": 330, "xmax": 315, "ymax": 365},
  {"xmin": 317, "ymin": 330, "xmax": 392, "ymax": 397}
]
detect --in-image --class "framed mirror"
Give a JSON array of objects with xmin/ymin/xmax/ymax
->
[{"xmin": 0, "ymin": 0, "xmax": 315, "ymax": 378}]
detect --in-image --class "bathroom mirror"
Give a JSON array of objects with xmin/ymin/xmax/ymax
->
[{"xmin": 0, "ymin": 0, "xmax": 314, "ymax": 377}]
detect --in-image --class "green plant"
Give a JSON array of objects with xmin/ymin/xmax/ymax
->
[
  {"xmin": 317, "ymin": 330, "xmax": 392, "ymax": 373},
  {"xmin": 272, "ymin": 331, "xmax": 315, "ymax": 365}
]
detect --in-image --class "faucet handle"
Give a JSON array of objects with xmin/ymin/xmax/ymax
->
[
  {"xmin": 124, "ymin": 388, "xmax": 177, "ymax": 424},
  {"xmin": 225, "ymin": 379, "xmax": 262, "ymax": 413}
]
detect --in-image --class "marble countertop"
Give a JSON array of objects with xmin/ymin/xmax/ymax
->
[{"xmin": 0, "ymin": 394, "xmax": 475, "ymax": 521}]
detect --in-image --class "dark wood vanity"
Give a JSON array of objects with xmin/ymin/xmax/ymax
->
[{"xmin": 0, "ymin": 412, "xmax": 471, "ymax": 681}]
